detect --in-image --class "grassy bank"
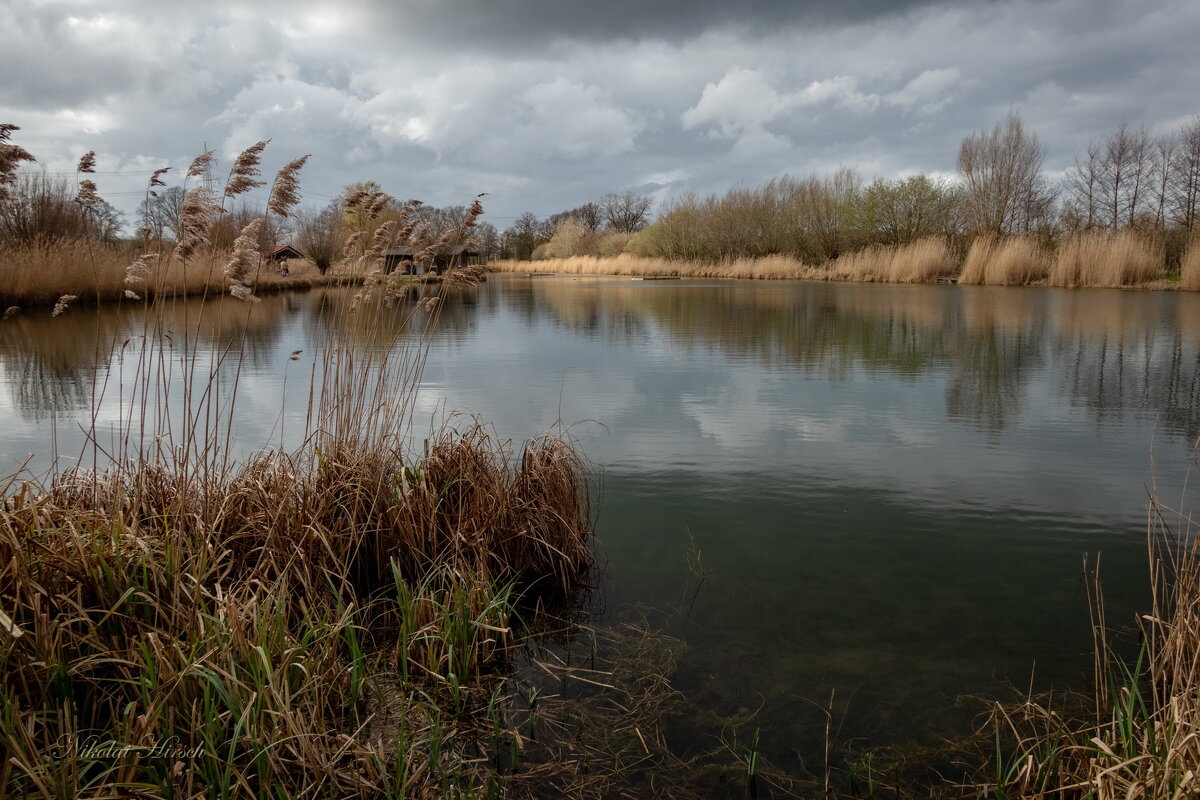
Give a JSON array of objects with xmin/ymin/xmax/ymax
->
[
  {"xmin": 0, "ymin": 237, "xmax": 370, "ymax": 310},
  {"xmin": 0, "ymin": 423, "xmax": 593, "ymax": 799},
  {"xmin": 496, "ymin": 231, "xmax": 1200, "ymax": 290}
]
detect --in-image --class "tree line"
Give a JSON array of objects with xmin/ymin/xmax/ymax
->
[{"xmin": 504, "ymin": 111, "xmax": 1200, "ymax": 267}]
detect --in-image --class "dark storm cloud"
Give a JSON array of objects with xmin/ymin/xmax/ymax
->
[
  {"xmin": 2, "ymin": 0, "xmax": 1198, "ymax": 227},
  {"xmin": 374, "ymin": 0, "xmax": 954, "ymax": 45}
]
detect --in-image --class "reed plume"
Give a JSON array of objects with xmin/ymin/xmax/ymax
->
[
  {"xmin": 148, "ymin": 166, "xmax": 169, "ymax": 195},
  {"xmin": 224, "ymin": 139, "xmax": 270, "ymax": 198},
  {"xmin": 186, "ymin": 149, "xmax": 215, "ymax": 179},
  {"xmin": 267, "ymin": 154, "xmax": 310, "ymax": 218},
  {"xmin": 175, "ymin": 186, "xmax": 223, "ymax": 262},
  {"xmin": 0, "ymin": 124, "xmax": 36, "ymax": 203},
  {"xmin": 75, "ymin": 179, "xmax": 100, "ymax": 207},
  {"xmin": 124, "ymin": 253, "xmax": 153, "ymax": 285},
  {"xmin": 224, "ymin": 218, "xmax": 263, "ymax": 302},
  {"xmin": 51, "ymin": 294, "xmax": 76, "ymax": 317}
]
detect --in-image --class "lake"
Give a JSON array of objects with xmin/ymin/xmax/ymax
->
[{"xmin": 3, "ymin": 274, "xmax": 1198, "ymax": 781}]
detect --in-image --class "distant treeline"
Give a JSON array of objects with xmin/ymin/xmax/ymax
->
[{"xmin": 501, "ymin": 111, "xmax": 1200, "ymax": 286}]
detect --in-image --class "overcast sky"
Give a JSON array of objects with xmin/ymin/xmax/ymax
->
[{"xmin": 3, "ymin": 0, "xmax": 1199, "ymax": 229}]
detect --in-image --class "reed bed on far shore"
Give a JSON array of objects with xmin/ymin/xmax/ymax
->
[
  {"xmin": 828, "ymin": 237, "xmax": 954, "ymax": 283},
  {"xmin": 959, "ymin": 235, "xmax": 1050, "ymax": 286},
  {"xmin": 1049, "ymin": 229, "xmax": 1164, "ymax": 288},
  {"xmin": 1181, "ymin": 237, "xmax": 1200, "ymax": 291},
  {"xmin": 492, "ymin": 253, "xmax": 821, "ymax": 280}
]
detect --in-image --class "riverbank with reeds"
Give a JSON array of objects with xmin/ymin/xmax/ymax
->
[
  {"xmin": 0, "ymin": 238, "xmax": 371, "ymax": 310},
  {"xmin": 495, "ymin": 229, "xmax": 1199, "ymax": 290}
]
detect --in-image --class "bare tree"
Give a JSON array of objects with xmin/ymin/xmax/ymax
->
[
  {"xmin": 600, "ymin": 192, "xmax": 653, "ymax": 233},
  {"xmin": 296, "ymin": 201, "xmax": 343, "ymax": 274},
  {"xmin": 1172, "ymin": 114, "xmax": 1200, "ymax": 231},
  {"xmin": 137, "ymin": 185, "xmax": 186, "ymax": 241},
  {"xmin": 1150, "ymin": 132, "xmax": 1178, "ymax": 229},
  {"xmin": 1098, "ymin": 122, "xmax": 1153, "ymax": 228},
  {"xmin": 574, "ymin": 202, "xmax": 603, "ymax": 232},
  {"xmin": 503, "ymin": 212, "xmax": 546, "ymax": 260},
  {"xmin": 957, "ymin": 111, "xmax": 1054, "ymax": 234},
  {"xmin": 1064, "ymin": 140, "xmax": 1104, "ymax": 230},
  {"xmin": 88, "ymin": 200, "xmax": 124, "ymax": 243},
  {"xmin": 473, "ymin": 221, "xmax": 500, "ymax": 259}
]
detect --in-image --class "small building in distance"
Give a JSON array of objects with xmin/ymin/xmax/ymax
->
[
  {"xmin": 266, "ymin": 244, "xmax": 304, "ymax": 262},
  {"xmin": 383, "ymin": 245, "xmax": 483, "ymax": 275}
]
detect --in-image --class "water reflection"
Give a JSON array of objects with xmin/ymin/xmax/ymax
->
[
  {"xmin": 516, "ymin": 278, "xmax": 1200, "ymax": 441},
  {"xmin": 3, "ymin": 275, "xmax": 1198, "ymax": 780}
]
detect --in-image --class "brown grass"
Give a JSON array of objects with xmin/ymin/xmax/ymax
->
[
  {"xmin": 1181, "ymin": 236, "xmax": 1200, "ymax": 292},
  {"xmin": 829, "ymin": 237, "xmax": 954, "ymax": 283},
  {"xmin": 495, "ymin": 241, "xmax": 954, "ymax": 284},
  {"xmin": 0, "ymin": 274, "xmax": 595, "ymax": 797},
  {"xmin": 1049, "ymin": 229, "xmax": 1164, "ymax": 288},
  {"xmin": 0, "ymin": 237, "xmax": 365, "ymax": 308},
  {"xmin": 972, "ymin": 493, "xmax": 1200, "ymax": 800},
  {"xmin": 959, "ymin": 235, "xmax": 1050, "ymax": 285}
]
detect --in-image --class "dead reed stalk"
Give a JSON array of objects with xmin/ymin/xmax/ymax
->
[
  {"xmin": 1049, "ymin": 229, "xmax": 1164, "ymax": 288},
  {"xmin": 959, "ymin": 235, "xmax": 1050, "ymax": 285}
]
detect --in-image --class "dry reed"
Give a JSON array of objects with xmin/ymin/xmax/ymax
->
[
  {"xmin": 959, "ymin": 235, "xmax": 1050, "ymax": 285},
  {"xmin": 972, "ymin": 493, "xmax": 1200, "ymax": 800},
  {"xmin": 498, "ymin": 240, "xmax": 955, "ymax": 284},
  {"xmin": 1049, "ymin": 229, "xmax": 1164, "ymax": 288},
  {"xmin": 829, "ymin": 237, "xmax": 954, "ymax": 283},
  {"xmin": 1181, "ymin": 237, "xmax": 1200, "ymax": 291}
]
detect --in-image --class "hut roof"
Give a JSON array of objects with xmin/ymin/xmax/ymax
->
[{"xmin": 267, "ymin": 244, "xmax": 304, "ymax": 260}]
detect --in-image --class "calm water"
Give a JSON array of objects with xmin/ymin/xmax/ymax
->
[{"xmin": 3, "ymin": 275, "xmax": 1199, "ymax": 773}]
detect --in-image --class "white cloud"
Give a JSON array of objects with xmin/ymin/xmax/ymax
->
[{"xmin": 518, "ymin": 79, "xmax": 642, "ymax": 158}]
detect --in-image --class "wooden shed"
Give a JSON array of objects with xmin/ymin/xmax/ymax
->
[
  {"xmin": 384, "ymin": 245, "xmax": 483, "ymax": 275},
  {"xmin": 266, "ymin": 245, "xmax": 303, "ymax": 262}
]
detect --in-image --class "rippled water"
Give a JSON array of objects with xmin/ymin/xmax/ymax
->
[{"xmin": 3, "ymin": 275, "xmax": 1199, "ymax": 772}]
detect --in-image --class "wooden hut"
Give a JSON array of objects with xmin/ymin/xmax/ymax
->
[
  {"xmin": 384, "ymin": 245, "xmax": 483, "ymax": 275},
  {"xmin": 266, "ymin": 245, "xmax": 303, "ymax": 262}
]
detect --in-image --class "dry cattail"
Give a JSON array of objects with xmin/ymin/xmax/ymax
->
[
  {"xmin": 175, "ymin": 186, "xmax": 223, "ymax": 261},
  {"xmin": 267, "ymin": 155, "xmax": 310, "ymax": 218},
  {"xmin": 223, "ymin": 218, "xmax": 263, "ymax": 302},
  {"xmin": 76, "ymin": 151, "xmax": 96, "ymax": 173},
  {"xmin": 76, "ymin": 179, "xmax": 101, "ymax": 206},
  {"xmin": 52, "ymin": 295, "xmax": 77, "ymax": 317},
  {"xmin": 224, "ymin": 140, "xmax": 270, "ymax": 198}
]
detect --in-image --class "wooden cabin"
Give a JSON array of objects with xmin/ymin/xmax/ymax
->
[
  {"xmin": 383, "ymin": 245, "xmax": 483, "ymax": 275},
  {"xmin": 266, "ymin": 245, "xmax": 303, "ymax": 262}
]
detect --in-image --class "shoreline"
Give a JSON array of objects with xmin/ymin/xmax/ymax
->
[{"xmin": 491, "ymin": 252, "xmax": 1191, "ymax": 291}]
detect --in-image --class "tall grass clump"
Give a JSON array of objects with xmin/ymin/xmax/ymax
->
[
  {"xmin": 959, "ymin": 235, "xmax": 1050, "ymax": 285},
  {"xmin": 829, "ymin": 237, "xmax": 954, "ymax": 283},
  {"xmin": 1049, "ymin": 230, "xmax": 1164, "ymax": 288},
  {"xmin": 1180, "ymin": 237, "xmax": 1200, "ymax": 291},
  {"xmin": 971, "ymin": 489, "xmax": 1200, "ymax": 799},
  {"xmin": 0, "ymin": 144, "xmax": 594, "ymax": 798}
]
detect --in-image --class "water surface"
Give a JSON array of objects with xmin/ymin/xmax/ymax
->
[{"xmin": 3, "ymin": 275, "xmax": 1198, "ymax": 775}]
